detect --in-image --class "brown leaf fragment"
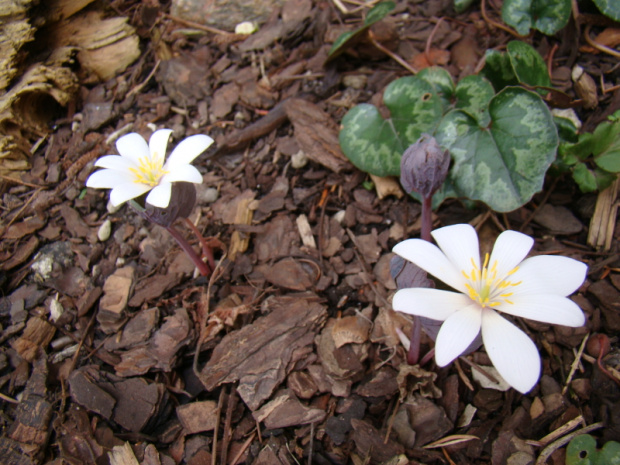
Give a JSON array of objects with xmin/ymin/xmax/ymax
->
[
  {"xmin": 283, "ymin": 98, "xmax": 352, "ymax": 173},
  {"xmin": 127, "ymin": 273, "xmax": 181, "ymax": 307},
  {"xmin": 199, "ymin": 294, "xmax": 327, "ymax": 410},
  {"xmin": 104, "ymin": 307, "xmax": 160, "ymax": 351},
  {"xmin": 176, "ymin": 401, "xmax": 218, "ymax": 434},
  {"xmin": 4, "ymin": 215, "xmax": 45, "ymax": 239},
  {"xmin": 69, "ymin": 370, "xmax": 116, "ymax": 420},
  {"xmin": 1, "ymin": 235, "xmax": 39, "ymax": 271},
  {"xmin": 11, "ymin": 316, "xmax": 56, "ymax": 362},
  {"xmin": 316, "ymin": 319, "xmax": 367, "ymax": 380},
  {"xmin": 57, "ymin": 404, "xmax": 106, "ymax": 465},
  {"xmin": 350, "ymin": 418, "xmax": 404, "ymax": 463},
  {"xmin": 402, "ymin": 394, "xmax": 453, "ymax": 447},
  {"xmin": 307, "ymin": 363, "xmax": 352, "ymax": 397},
  {"xmin": 97, "ymin": 266, "xmax": 135, "ymax": 334},
  {"xmin": 355, "ymin": 366, "xmax": 399, "ymax": 398},
  {"xmin": 261, "ymin": 257, "xmax": 318, "ymax": 291},
  {"xmin": 210, "ymin": 82, "xmax": 239, "ymax": 119},
  {"xmin": 60, "ymin": 204, "xmax": 92, "ymax": 239},
  {"xmin": 332, "ymin": 315, "xmax": 371, "ymax": 348},
  {"xmin": 253, "ymin": 389, "xmax": 326, "ymax": 429}
]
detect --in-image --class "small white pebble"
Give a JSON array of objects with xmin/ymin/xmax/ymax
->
[
  {"xmin": 49, "ymin": 297, "xmax": 64, "ymax": 322},
  {"xmin": 97, "ymin": 219, "xmax": 112, "ymax": 242},
  {"xmin": 291, "ymin": 150, "xmax": 308, "ymax": 169},
  {"xmin": 115, "ymin": 257, "xmax": 126, "ymax": 267},
  {"xmin": 333, "ymin": 210, "xmax": 346, "ymax": 224},
  {"xmin": 202, "ymin": 187, "xmax": 219, "ymax": 203},
  {"xmin": 235, "ymin": 21, "xmax": 258, "ymax": 35}
]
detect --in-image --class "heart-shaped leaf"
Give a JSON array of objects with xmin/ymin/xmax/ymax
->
[
  {"xmin": 436, "ymin": 87, "xmax": 558, "ymax": 212},
  {"xmin": 482, "ymin": 41, "xmax": 551, "ymax": 92},
  {"xmin": 339, "ymin": 75, "xmax": 444, "ymax": 176},
  {"xmin": 593, "ymin": 0, "xmax": 620, "ymax": 21},
  {"xmin": 502, "ymin": 0, "xmax": 571, "ymax": 35}
]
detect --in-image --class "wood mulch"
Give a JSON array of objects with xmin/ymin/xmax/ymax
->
[{"xmin": 0, "ymin": 0, "xmax": 619, "ymax": 464}]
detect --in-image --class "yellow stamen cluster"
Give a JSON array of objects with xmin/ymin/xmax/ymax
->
[
  {"xmin": 129, "ymin": 152, "xmax": 168, "ymax": 187},
  {"xmin": 462, "ymin": 253, "xmax": 521, "ymax": 308}
]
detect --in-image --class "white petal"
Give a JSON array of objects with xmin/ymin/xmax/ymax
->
[
  {"xmin": 166, "ymin": 134, "xmax": 213, "ymax": 166},
  {"xmin": 496, "ymin": 294, "xmax": 585, "ymax": 327},
  {"xmin": 86, "ymin": 169, "xmax": 134, "ymax": 188},
  {"xmin": 435, "ymin": 304, "xmax": 482, "ymax": 366},
  {"xmin": 488, "ymin": 230, "xmax": 533, "ymax": 280},
  {"xmin": 392, "ymin": 288, "xmax": 471, "ymax": 321},
  {"xmin": 481, "ymin": 308, "xmax": 541, "ymax": 394},
  {"xmin": 509, "ymin": 255, "xmax": 587, "ymax": 296},
  {"xmin": 146, "ymin": 182, "xmax": 172, "ymax": 208},
  {"xmin": 116, "ymin": 133, "xmax": 150, "ymax": 165},
  {"xmin": 393, "ymin": 239, "xmax": 468, "ymax": 293},
  {"xmin": 94, "ymin": 155, "xmax": 137, "ymax": 171},
  {"xmin": 109, "ymin": 183, "xmax": 151, "ymax": 206},
  {"xmin": 432, "ymin": 224, "xmax": 481, "ymax": 280},
  {"xmin": 149, "ymin": 129, "xmax": 173, "ymax": 164},
  {"xmin": 162, "ymin": 165, "xmax": 203, "ymax": 184}
]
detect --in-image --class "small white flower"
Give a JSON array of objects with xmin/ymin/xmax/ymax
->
[
  {"xmin": 86, "ymin": 129, "xmax": 213, "ymax": 208},
  {"xmin": 392, "ymin": 224, "xmax": 587, "ymax": 394}
]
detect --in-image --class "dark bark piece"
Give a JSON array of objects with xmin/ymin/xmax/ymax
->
[
  {"xmin": 350, "ymin": 418, "xmax": 404, "ymax": 463},
  {"xmin": 283, "ymin": 98, "xmax": 352, "ymax": 173},
  {"xmin": 59, "ymin": 204, "xmax": 92, "ymax": 239},
  {"xmin": 3, "ymin": 215, "xmax": 45, "ymax": 239},
  {"xmin": 176, "ymin": 401, "xmax": 218, "ymax": 434},
  {"xmin": 111, "ymin": 378, "xmax": 166, "ymax": 433},
  {"xmin": 199, "ymin": 294, "xmax": 327, "ymax": 411},
  {"xmin": 97, "ymin": 266, "xmax": 135, "ymax": 334},
  {"xmin": 1, "ymin": 235, "xmax": 39, "ymax": 271},
  {"xmin": 0, "ymin": 437, "xmax": 36, "ymax": 465},
  {"xmin": 7, "ymin": 358, "xmax": 52, "ymax": 458},
  {"xmin": 355, "ymin": 366, "xmax": 399, "ymax": 398},
  {"xmin": 404, "ymin": 395, "xmax": 453, "ymax": 447},
  {"xmin": 68, "ymin": 370, "xmax": 116, "ymax": 420}
]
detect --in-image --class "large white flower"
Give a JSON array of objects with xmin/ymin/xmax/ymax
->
[
  {"xmin": 86, "ymin": 129, "xmax": 213, "ymax": 208},
  {"xmin": 392, "ymin": 224, "xmax": 587, "ymax": 394}
]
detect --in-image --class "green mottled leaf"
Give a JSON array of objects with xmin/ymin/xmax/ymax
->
[
  {"xmin": 409, "ymin": 178, "xmax": 458, "ymax": 209},
  {"xmin": 482, "ymin": 41, "xmax": 550, "ymax": 91},
  {"xmin": 417, "ymin": 67, "xmax": 455, "ymax": 106},
  {"xmin": 506, "ymin": 41, "xmax": 551, "ymax": 88},
  {"xmin": 502, "ymin": 0, "xmax": 571, "ymax": 35},
  {"xmin": 554, "ymin": 116, "xmax": 579, "ymax": 144},
  {"xmin": 593, "ymin": 0, "xmax": 620, "ymax": 21},
  {"xmin": 327, "ymin": 1, "xmax": 395, "ymax": 59},
  {"xmin": 454, "ymin": 0, "xmax": 475, "ymax": 13},
  {"xmin": 454, "ymin": 75, "xmax": 494, "ymax": 126},
  {"xmin": 339, "ymin": 76, "xmax": 444, "ymax": 177},
  {"xmin": 502, "ymin": 0, "xmax": 533, "ymax": 35},
  {"xmin": 566, "ymin": 434, "xmax": 620, "ymax": 465},
  {"xmin": 436, "ymin": 87, "xmax": 557, "ymax": 212}
]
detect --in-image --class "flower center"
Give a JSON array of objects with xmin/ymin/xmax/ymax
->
[
  {"xmin": 129, "ymin": 152, "xmax": 168, "ymax": 187},
  {"xmin": 462, "ymin": 253, "xmax": 521, "ymax": 308}
]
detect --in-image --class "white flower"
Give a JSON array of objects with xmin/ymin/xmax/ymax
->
[
  {"xmin": 86, "ymin": 129, "xmax": 213, "ymax": 208},
  {"xmin": 392, "ymin": 224, "xmax": 587, "ymax": 393}
]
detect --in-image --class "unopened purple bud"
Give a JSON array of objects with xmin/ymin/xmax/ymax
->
[
  {"xmin": 144, "ymin": 182, "xmax": 197, "ymax": 227},
  {"xmin": 400, "ymin": 134, "xmax": 450, "ymax": 198}
]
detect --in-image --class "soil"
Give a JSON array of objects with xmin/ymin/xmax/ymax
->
[{"xmin": 0, "ymin": 1, "xmax": 619, "ymax": 464}]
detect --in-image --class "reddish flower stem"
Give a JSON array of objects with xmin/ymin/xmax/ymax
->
[
  {"xmin": 165, "ymin": 224, "xmax": 212, "ymax": 277},
  {"xmin": 183, "ymin": 217, "xmax": 215, "ymax": 271},
  {"xmin": 408, "ymin": 194, "xmax": 433, "ymax": 364}
]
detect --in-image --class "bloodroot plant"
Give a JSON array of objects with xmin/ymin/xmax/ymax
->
[
  {"xmin": 86, "ymin": 129, "xmax": 215, "ymax": 276},
  {"xmin": 391, "ymin": 134, "xmax": 588, "ymax": 393}
]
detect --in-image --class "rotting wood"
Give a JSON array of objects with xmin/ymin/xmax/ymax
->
[{"xmin": 587, "ymin": 177, "xmax": 619, "ymax": 250}]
